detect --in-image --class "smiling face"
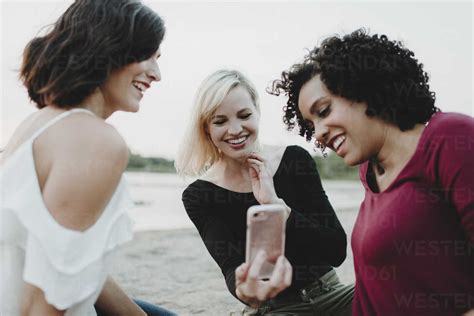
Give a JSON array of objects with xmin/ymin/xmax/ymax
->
[
  {"xmin": 298, "ymin": 75, "xmax": 386, "ymax": 166},
  {"xmin": 100, "ymin": 48, "xmax": 161, "ymax": 113},
  {"xmin": 207, "ymin": 85, "xmax": 260, "ymax": 161}
]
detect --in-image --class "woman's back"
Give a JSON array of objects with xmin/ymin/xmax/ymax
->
[{"xmin": 0, "ymin": 107, "xmax": 134, "ymax": 315}]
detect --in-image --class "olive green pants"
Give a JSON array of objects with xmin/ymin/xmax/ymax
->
[{"xmin": 233, "ymin": 270, "xmax": 354, "ymax": 316}]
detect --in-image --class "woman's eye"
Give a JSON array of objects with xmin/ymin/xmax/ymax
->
[
  {"xmin": 240, "ymin": 113, "xmax": 252, "ymax": 119},
  {"xmin": 213, "ymin": 120, "xmax": 225, "ymax": 126},
  {"xmin": 318, "ymin": 105, "xmax": 331, "ymax": 118}
]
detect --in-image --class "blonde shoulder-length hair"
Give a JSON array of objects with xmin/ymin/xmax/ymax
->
[{"xmin": 175, "ymin": 69, "xmax": 260, "ymax": 177}]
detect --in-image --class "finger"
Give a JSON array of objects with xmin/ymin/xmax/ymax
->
[
  {"xmin": 267, "ymin": 256, "xmax": 286, "ymax": 298},
  {"xmin": 283, "ymin": 258, "xmax": 293, "ymax": 287},
  {"xmin": 248, "ymin": 152, "xmax": 266, "ymax": 162},
  {"xmin": 235, "ymin": 262, "xmax": 250, "ymax": 283},
  {"xmin": 256, "ymin": 286, "xmax": 271, "ymax": 302},
  {"xmin": 248, "ymin": 165, "xmax": 259, "ymax": 179},
  {"xmin": 243, "ymin": 251, "xmax": 267, "ymax": 299},
  {"xmin": 247, "ymin": 158, "xmax": 264, "ymax": 167},
  {"xmin": 235, "ymin": 287, "xmax": 251, "ymax": 303},
  {"xmin": 247, "ymin": 250, "xmax": 267, "ymax": 282},
  {"xmin": 247, "ymin": 162, "xmax": 263, "ymax": 173},
  {"xmin": 255, "ymin": 278, "xmax": 276, "ymax": 302},
  {"xmin": 247, "ymin": 159, "xmax": 271, "ymax": 178}
]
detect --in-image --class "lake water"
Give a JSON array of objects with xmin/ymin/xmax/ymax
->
[{"xmin": 126, "ymin": 172, "xmax": 365, "ymax": 232}]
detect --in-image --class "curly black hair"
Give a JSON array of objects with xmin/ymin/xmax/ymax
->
[
  {"xmin": 20, "ymin": 0, "xmax": 165, "ymax": 109},
  {"xmin": 269, "ymin": 29, "xmax": 438, "ymax": 141}
]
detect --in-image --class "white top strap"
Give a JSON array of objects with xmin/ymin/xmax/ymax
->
[{"xmin": 29, "ymin": 108, "xmax": 95, "ymax": 142}]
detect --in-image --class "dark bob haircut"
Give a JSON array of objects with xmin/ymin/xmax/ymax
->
[
  {"xmin": 20, "ymin": 0, "xmax": 165, "ymax": 109},
  {"xmin": 270, "ymin": 29, "xmax": 438, "ymax": 141}
]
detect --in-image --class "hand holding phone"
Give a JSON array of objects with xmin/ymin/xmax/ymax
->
[
  {"xmin": 236, "ymin": 251, "xmax": 292, "ymax": 306},
  {"xmin": 235, "ymin": 204, "xmax": 292, "ymax": 306},
  {"xmin": 245, "ymin": 204, "xmax": 286, "ymax": 279}
]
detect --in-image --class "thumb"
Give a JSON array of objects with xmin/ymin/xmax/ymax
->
[{"xmin": 235, "ymin": 262, "xmax": 250, "ymax": 282}]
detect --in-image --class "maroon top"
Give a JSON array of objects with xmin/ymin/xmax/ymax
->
[{"xmin": 352, "ymin": 112, "xmax": 474, "ymax": 316}]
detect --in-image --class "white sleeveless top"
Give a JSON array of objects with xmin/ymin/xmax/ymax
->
[{"xmin": 0, "ymin": 109, "xmax": 134, "ymax": 315}]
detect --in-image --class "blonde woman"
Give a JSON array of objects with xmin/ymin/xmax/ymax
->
[{"xmin": 176, "ymin": 70, "xmax": 354, "ymax": 315}]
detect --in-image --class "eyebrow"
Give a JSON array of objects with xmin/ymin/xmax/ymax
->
[{"xmin": 212, "ymin": 108, "xmax": 252, "ymax": 119}]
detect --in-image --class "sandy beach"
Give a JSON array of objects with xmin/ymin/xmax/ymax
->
[
  {"xmin": 109, "ymin": 173, "xmax": 361, "ymax": 315},
  {"xmin": 110, "ymin": 223, "xmax": 357, "ymax": 315},
  {"xmin": 109, "ymin": 229, "xmax": 243, "ymax": 315}
]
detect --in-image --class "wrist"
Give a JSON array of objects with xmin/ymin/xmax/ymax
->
[
  {"xmin": 269, "ymin": 197, "xmax": 291, "ymax": 219},
  {"xmin": 262, "ymin": 194, "xmax": 281, "ymax": 205}
]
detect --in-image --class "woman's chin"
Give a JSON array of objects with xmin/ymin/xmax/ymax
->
[
  {"xmin": 222, "ymin": 148, "xmax": 252, "ymax": 162},
  {"xmin": 343, "ymin": 154, "xmax": 363, "ymax": 167},
  {"xmin": 227, "ymin": 152, "xmax": 249, "ymax": 162},
  {"xmin": 127, "ymin": 105, "xmax": 140, "ymax": 113}
]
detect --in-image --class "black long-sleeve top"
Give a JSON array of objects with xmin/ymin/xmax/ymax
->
[{"xmin": 182, "ymin": 146, "xmax": 347, "ymax": 301}]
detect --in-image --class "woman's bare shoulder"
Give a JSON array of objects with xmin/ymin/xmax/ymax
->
[
  {"xmin": 39, "ymin": 113, "xmax": 128, "ymax": 161},
  {"xmin": 38, "ymin": 115, "xmax": 129, "ymax": 231}
]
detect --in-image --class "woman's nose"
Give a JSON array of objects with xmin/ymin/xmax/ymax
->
[
  {"xmin": 314, "ymin": 123, "xmax": 329, "ymax": 146},
  {"xmin": 228, "ymin": 121, "xmax": 243, "ymax": 135},
  {"xmin": 147, "ymin": 61, "xmax": 161, "ymax": 82}
]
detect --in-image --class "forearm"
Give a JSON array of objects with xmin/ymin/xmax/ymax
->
[
  {"xmin": 21, "ymin": 283, "xmax": 65, "ymax": 316},
  {"xmin": 95, "ymin": 276, "xmax": 146, "ymax": 316},
  {"xmin": 266, "ymin": 197, "xmax": 291, "ymax": 220}
]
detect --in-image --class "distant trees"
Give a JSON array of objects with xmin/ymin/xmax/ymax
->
[
  {"xmin": 127, "ymin": 151, "xmax": 358, "ymax": 179},
  {"xmin": 314, "ymin": 153, "xmax": 359, "ymax": 180},
  {"xmin": 127, "ymin": 152, "xmax": 175, "ymax": 173}
]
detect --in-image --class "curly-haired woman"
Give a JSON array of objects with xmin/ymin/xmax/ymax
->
[
  {"xmin": 271, "ymin": 29, "xmax": 474, "ymax": 315},
  {"xmin": 176, "ymin": 69, "xmax": 354, "ymax": 315},
  {"xmin": 0, "ymin": 1, "xmax": 175, "ymax": 315}
]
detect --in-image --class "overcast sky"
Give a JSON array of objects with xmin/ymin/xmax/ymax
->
[{"xmin": 1, "ymin": 1, "xmax": 472, "ymax": 159}]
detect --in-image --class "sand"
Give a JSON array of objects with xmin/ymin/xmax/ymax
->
[
  {"xmin": 109, "ymin": 210, "xmax": 357, "ymax": 316},
  {"xmin": 110, "ymin": 229, "xmax": 242, "ymax": 315}
]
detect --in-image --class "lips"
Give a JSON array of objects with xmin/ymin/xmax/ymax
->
[
  {"xmin": 225, "ymin": 135, "xmax": 249, "ymax": 145},
  {"xmin": 223, "ymin": 135, "xmax": 250, "ymax": 150},
  {"xmin": 132, "ymin": 81, "xmax": 150, "ymax": 93}
]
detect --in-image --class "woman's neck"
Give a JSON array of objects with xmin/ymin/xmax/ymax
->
[
  {"xmin": 78, "ymin": 92, "xmax": 111, "ymax": 119},
  {"xmin": 217, "ymin": 155, "xmax": 251, "ymax": 182},
  {"xmin": 373, "ymin": 123, "xmax": 425, "ymax": 175},
  {"xmin": 201, "ymin": 154, "xmax": 253, "ymax": 193}
]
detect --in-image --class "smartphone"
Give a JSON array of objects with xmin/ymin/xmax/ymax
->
[{"xmin": 245, "ymin": 204, "xmax": 286, "ymax": 279}]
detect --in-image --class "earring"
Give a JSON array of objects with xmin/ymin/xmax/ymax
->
[{"xmin": 313, "ymin": 142, "xmax": 328, "ymax": 158}]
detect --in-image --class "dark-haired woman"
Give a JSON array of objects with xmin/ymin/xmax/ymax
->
[
  {"xmin": 271, "ymin": 29, "xmax": 474, "ymax": 315},
  {"xmin": 0, "ymin": 1, "xmax": 174, "ymax": 315}
]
